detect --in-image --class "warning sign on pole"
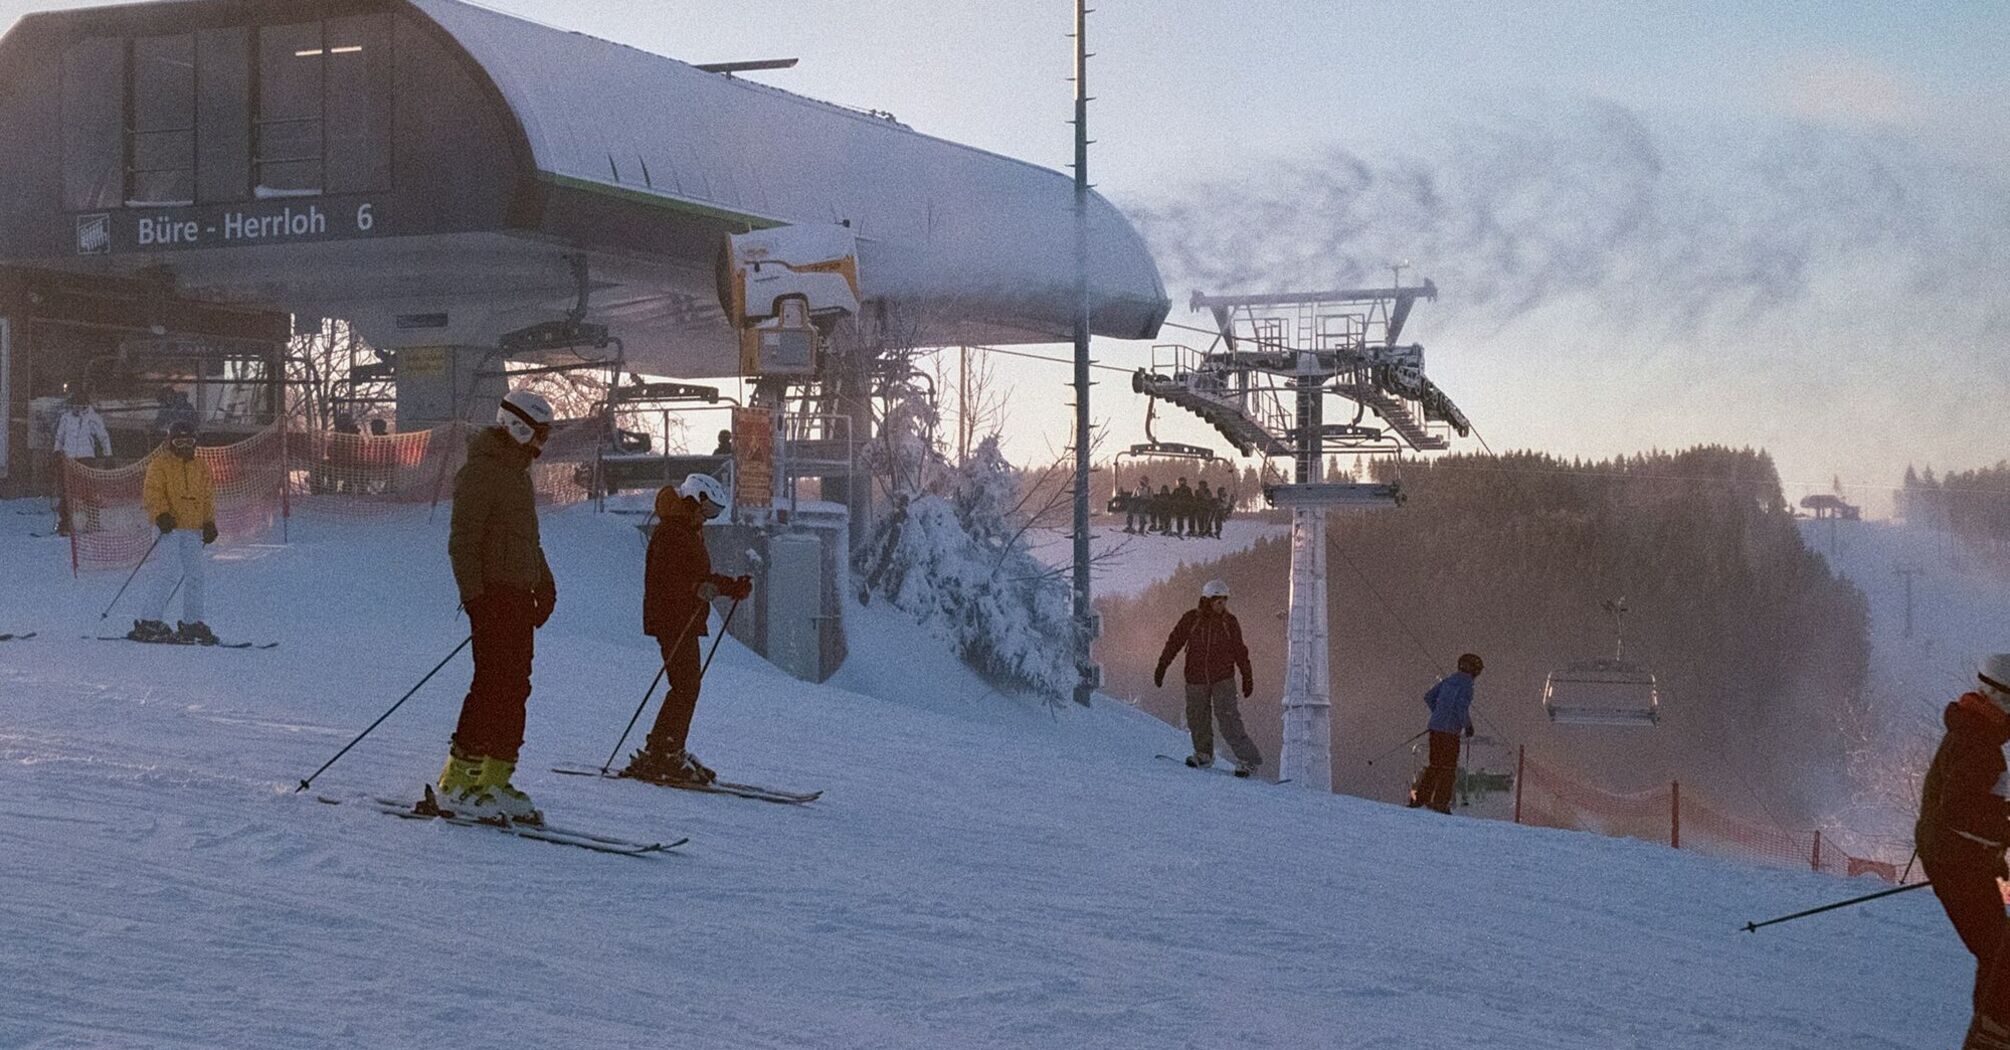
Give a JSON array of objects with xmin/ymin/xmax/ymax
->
[{"xmin": 733, "ymin": 407, "xmax": 774, "ymax": 509}]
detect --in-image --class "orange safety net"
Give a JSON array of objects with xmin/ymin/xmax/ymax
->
[
  {"xmin": 1516, "ymin": 752, "xmax": 1907, "ymax": 884},
  {"xmin": 63, "ymin": 419, "xmax": 609, "ymax": 571}
]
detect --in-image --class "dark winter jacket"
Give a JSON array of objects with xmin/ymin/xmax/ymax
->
[
  {"xmin": 448, "ymin": 427, "xmax": 554, "ymax": 606},
  {"xmin": 643, "ymin": 491, "xmax": 719, "ymax": 639},
  {"xmin": 1156, "ymin": 604, "xmax": 1252, "ymax": 687},
  {"xmin": 1425, "ymin": 672, "xmax": 1477, "ymax": 734},
  {"xmin": 1916, "ymin": 692, "xmax": 2010, "ymax": 868}
]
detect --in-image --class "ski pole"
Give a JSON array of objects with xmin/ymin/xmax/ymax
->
[
  {"xmin": 1740, "ymin": 880, "xmax": 1931, "ymax": 933},
  {"xmin": 601, "ymin": 604, "xmax": 708, "ymax": 773},
  {"xmin": 696, "ymin": 596, "xmax": 743, "ymax": 680},
  {"xmin": 99, "ymin": 532, "xmax": 165, "ymax": 620},
  {"xmin": 294, "ymin": 635, "xmax": 471, "ymax": 792},
  {"xmin": 1366, "ymin": 729, "xmax": 1429, "ymax": 766}
]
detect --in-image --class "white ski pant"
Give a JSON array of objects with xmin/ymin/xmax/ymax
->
[{"xmin": 139, "ymin": 529, "xmax": 206, "ymax": 624}]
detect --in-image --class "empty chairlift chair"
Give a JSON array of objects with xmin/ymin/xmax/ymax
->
[{"xmin": 1542, "ymin": 599, "xmax": 1661, "ymax": 727}]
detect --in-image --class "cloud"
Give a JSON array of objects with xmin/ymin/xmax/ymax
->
[
  {"xmin": 1123, "ymin": 100, "xmax": 2010, "ymax": 505},
  {"xmin": 1774, "ymin": 53, "xmax": 1929, "ymax": 130}
]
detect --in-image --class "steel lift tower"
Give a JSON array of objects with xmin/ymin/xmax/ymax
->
[{"xmin": 1133, "ymin": 283, "xmax": 1471, "ymax": 789}]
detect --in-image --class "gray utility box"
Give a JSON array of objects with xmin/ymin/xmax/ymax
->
[{"xmin": 701, "ymin": 502, "xmax": 850, "ymax": 683}]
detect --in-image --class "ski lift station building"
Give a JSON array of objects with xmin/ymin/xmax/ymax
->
[
  {"xmin": 0, "ymin": 0, "xmax": 1168, "ymax": 478},
  {"xmin": 0, "ymin": 0, "xmax": 1169, "ymax": 682}
]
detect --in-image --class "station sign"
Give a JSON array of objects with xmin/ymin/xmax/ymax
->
[{"xmin": 76, "ymin": 200, "xmax": 383, "ymax": 256}]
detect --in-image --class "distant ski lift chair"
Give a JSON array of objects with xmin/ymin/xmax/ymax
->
[{"xmin": 1543, "ymin": 599, "xmax": 1661, "ymax": 726}]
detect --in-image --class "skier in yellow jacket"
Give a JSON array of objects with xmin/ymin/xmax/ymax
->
[{"xmin": 130, "ymin": 420, "xmax": 219, "ymax": 644}]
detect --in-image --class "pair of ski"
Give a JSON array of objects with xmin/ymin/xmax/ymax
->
[
  {"xmin": 550, "ymin": 765, "xmax": 823, "ymax": 805},
  {"xmin": 91, "ymin": 634, "xmax": 278, "ymax": 650},
  {"xmin": 1155, "ymin": 753, "xmax": 1292, "ymax": 784},
  {"xmin": 317, "ymin": 787, "xmax": 682, "ymax": 857},
  {"xmin": 328, "ymin": 769, "xmax": 819, "ymax": 857}
]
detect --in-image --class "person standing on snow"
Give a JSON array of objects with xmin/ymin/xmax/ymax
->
[
  {"xmin": 1917, "ymin": 654, "xmax": 2010, "ymax": 1048},
  {"xmin": 128, "ymin": 420, "xmax": 218, "ymax": 644},
  {"xmin": 1408, "ymin": 653, "xmax": 1483, "ymax": 814},
  {"xmin": 1154, "ymin": 579, "xmax": 1262, "ymax": 776},
  {"xmin": 437, "ymin": 390, "xmax": 558, "ymax": 823},
  {"xmin": 51, "ymin": 387, "xmax": 112, "ymax": 536},
  {"xmin": 624, "ymin": 473, "xmax": 751, "ymax": 785}
]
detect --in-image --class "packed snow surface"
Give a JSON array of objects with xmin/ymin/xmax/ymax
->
[{"xmin": 0, "ymin": 501, "xmax": 1961, "ymax": 1047}]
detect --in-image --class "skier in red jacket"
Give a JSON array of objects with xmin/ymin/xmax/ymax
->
[
  {"xmin": 1920, "ymin": 654, "xmax": 2010, "ymax": 1049},
  {"xmin": 624, "ymin": 473, "xmax": 749, "ymax": 786},
  {"xmin": 1154, "ymin": 579, "xmax": 1262, "ymax": 776}
]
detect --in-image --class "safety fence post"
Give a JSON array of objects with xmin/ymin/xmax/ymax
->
[
  {"xmin": 1670, "ymin": 780, "xmax": 1681, "ymax": 849},
  {"xmin": 1513, "ymin": 745, "xmax": 1525, "ymax": 825},
  {"xmin": 1811, "ymin": 830, "xmax": 1822, "ymax": 873}
]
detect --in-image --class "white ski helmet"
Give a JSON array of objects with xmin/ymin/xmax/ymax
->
[
  {"xmin": 1201, "ymin": 579, "xmax": 1231, "ymax": 599},
  {"xmin": 677, "ymin": 472, "xmax": 729, "ymax": 509},
  {"xmin": 1980, "ymin": 654, "xmax": 2010, "ymax": 702},
  {"xmin": 497, "ymin": 389, "xmax": 554, "ymax": 446}
]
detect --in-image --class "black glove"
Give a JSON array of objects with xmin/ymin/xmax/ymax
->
[
  {"xmin": 1464, "ymin": 724, "xmax": 1476, "ymax": 739},
  {"xmin": 1241, "ymin": 677, "xmax": 1253, "ymax": 699},
  {"xmin": 156, "ymin": 513, "xmax": 175, "ymax": 536},
  {"xmin": 1153, "ymin": 667, "xmax": 1166, "ymax": 689},
  {"xmin": 531, "ymin": 585, "xmax": 556, "ymax": 629},
  {"xmin": 201, "ymin": 521, "xmax": 218, "ymax": 545}
]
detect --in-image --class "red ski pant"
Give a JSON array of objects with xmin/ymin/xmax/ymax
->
[
  {"xmin": 645, "ymin": 626, "xmax": 705, "ymax": 754},
  {"xmin": 451, "ymin": 588, "xmax": 535, "ymax": 763},
  {"xmin": 1410, "ymin": 731, "xmax": 1462, "ymax": 814},
  {"xmin": 1924, "ymin": 851, "xmax": 2010, "ymax": 1016}
]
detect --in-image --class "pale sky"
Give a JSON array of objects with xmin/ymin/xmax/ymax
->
[{"xmin": 7, "ymin": 1, "xmax": 2007, "ymax": 508}]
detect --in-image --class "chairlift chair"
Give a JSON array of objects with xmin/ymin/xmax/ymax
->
[{"xmin": 1542, "ymin": 598, "xmax": 1661, "ymax": 727}]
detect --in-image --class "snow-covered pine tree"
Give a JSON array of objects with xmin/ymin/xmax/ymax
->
[{"xmin": 859, "ymin": 435, "xmax": 1079, "ymax": 700}]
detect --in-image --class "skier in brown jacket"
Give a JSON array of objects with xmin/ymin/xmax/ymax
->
[
  {"xmin": 1154, "ymin": 579, "xmax": 1262, "ymax": 776},
  {"xmin": 624, "ymin": 473, "xmax": 749, "ymax": 785},
  {"xmin": 1920, "ymin": 654, "xmax": 2010, "ymax": 1049},
  {"xmin": 436, "ymin": 390, "xmax": 557, "ymax": 823}
]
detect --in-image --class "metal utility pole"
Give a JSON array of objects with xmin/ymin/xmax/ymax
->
[
  {"xmin": 1068, "ymin": 0, "xmax": 1097, "ymax": 706},
  {"xmin": 1894, "ymin": 565, "xmax": 1922, "ymax": 639},
  {"xmin": 1279, "ymin": 352, "xmax": 1333, "ymax": 787}
]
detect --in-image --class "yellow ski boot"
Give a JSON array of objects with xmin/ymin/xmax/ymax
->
[{"xmin": 478, "ymin": 756, "xmax": 542, "ymax": 825}]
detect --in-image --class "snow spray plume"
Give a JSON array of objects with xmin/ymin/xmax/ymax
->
[{"xmin": 1127, "ymin": 101, "xmax": 2010, "ymax": 498}]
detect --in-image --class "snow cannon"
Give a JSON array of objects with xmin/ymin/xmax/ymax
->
[{"xmin": 717, "ymin": 223, "xmax": 861, "ymax": 377}]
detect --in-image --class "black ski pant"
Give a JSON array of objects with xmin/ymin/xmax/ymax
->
[
  {"xmin": 1185, "ymin": 677, "xmax": 1261, "ymax": 766},
  {"xmin": 1923, "ymin": 850, "xmax": 2010, "ymax": 1016},
  {"xmin": 451, "ymin": 588, "xmax": 535, "ymax": 763},
  {"xmin": 1409, "ymin": 731, "xmax": 1462, "ymax": 813},
  {"xmin": 645, "ymin": 627, "xmax": 705, "ymax": 755}
]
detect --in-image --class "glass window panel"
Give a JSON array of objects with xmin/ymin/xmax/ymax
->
[
  {"xmin": 132, "ymin": 35, "xmax": 195, "ymax": 132},
  {"xmin": 61, "ymin": 38, "xmax": 124, "ymax": 210},
  {"xmin": 257, "ymin": 22, "xmax": 324, "ymax": 192},
  {"xmin": 129, "ymin": 169, "xmax": 194, "ymax": 207},
  {"xmin": 257, "ymin": 120, "xmax": 322, "ymax": 162},
  {"xmin": 132, "ymin": 130, "xmax": 195, "ymax": 173},
  {"xmin": 257, "ymin": 160, "xmax": 320, "ymax": 194},
  {"xmin": 196, "ymin": 27, "xmax": 250, "ymax": 203},
  {"xmin": 324, "ymin": 14, "xmax": 392, "ymax": 193},
  {"xmin": 258, "ymin": 23, "xmax": 323, "ymax": 120}
]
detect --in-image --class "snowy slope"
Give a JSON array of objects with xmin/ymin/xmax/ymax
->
[{"xmin": 0, "ymin": 500, "xmax": 1963, "ymax": 1048}]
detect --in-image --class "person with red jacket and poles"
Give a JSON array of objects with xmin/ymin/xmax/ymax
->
[
  {"xmin": 1154, "ymin": 579, "xmax": 1262, "ymax": 776},
  {"xmin": 1918, "ymin": 654, "xmax": 2010, "ymax": 1049},
  {"xmin": 624, "ymin": 473, "xmax": 751, "ymax": 786}
]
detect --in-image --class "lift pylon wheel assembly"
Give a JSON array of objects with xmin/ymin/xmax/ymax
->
[{"xmin": 1138, "ymin": 282, "xmax": 1471, "ymax": 791}]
